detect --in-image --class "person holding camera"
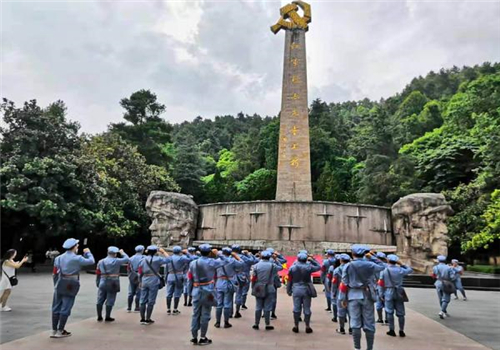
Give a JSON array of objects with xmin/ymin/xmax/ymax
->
[
  {"xmin": 339, "ymin": 245, "xmax": 385, "ymax": 350},
  {"xmin": 95, "ymin": 246, "xmax": 129, "ymax": 322},
  {"xmin": 51, "ymin": 238, "xmax": 95, "ymax": 338},
  {"xmin": 1, "ymin": 249, "xmax": 28, "ymax": 312},
  {"xmin": 378, "ymin": 254, "xmax": 413, "ymax": 337},
  {"xmin": 138, "ymin": 245, "xmax": 171, "ymax": 325},
  {"xmin": 287, "ymin": 252, "xmax": 321, "ymax": 334}
]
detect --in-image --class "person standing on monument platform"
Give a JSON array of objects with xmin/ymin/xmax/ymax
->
[
  {"xmin": 214, "ymin": 247, "xmax": 244, "ymax": 329},
  {"xmin": 266, "ymin": 247, "xmax": 286, "ymax": 319},
  {"xmin": 166, "ymin": 246, "xmax": 194, "ymax": 315},
  {"xmin": 95, "ymin": 246, "xmax": 130, "ymax": 322},
  {"xmin": 188, "ymin": 244, "xmax": 229, "ymax": 346},
  {"xmin": 251, "ymin": 250, "xmax": 283, "ymax": 331},
  {"xmin": 321, "ymin": 249, "xmax": 336, "ymax": 312},
  {"xmin": 451, "ymin": 259, "xmax": 467, "ymax": 301},
  {"xmin": 127, "ymin": 245, "xmax": 145, "ymax": 313},
  {"xmin": 339, "ymin": 245, "xmax": 385, "ymax": 350},
  {"xmin": 138, "ymin": 245, "xmax": 171, "ymax": 325},
  {"xmin": 184, "ymin": 247, "xmax": 198, "ymax": 306},
  {"xmin": 333, "ymin": 254, "xmax": 352, "ymax": 335},
  {"xmin": 232, "ymin": 245, "xmax": 257, "ymax": 318},
  {"xmin": 375, "ymin": 252, "xmax": 388, "ymax": 324},
  {"xmin": 287, "ymin": 252, "xmax": 321, "ymax": 334},
  {"xmin": 432, "ymin": 255, "xmax": 456, "ymax": 319},
  {"xmin": 51, "ymin": 238, "xmax": 95, "ymax": 338},
  {"xmin": 379, "ymin": 254, "xmax": 413, "ymax": 337}
]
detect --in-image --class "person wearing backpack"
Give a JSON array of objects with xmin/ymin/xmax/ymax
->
[
  {"xmin": 339, "ymin": 245, "xmax": 385, "ymax": 350},
  {"xmin": 127, "ymin": 245, "xmax": 145, "ymax": 313},
  {"xmin": 95, "ymin": 246, "xmax": 129, "ymax": 322},
  {"xmin": 1, "ymin": 249, "xmax": 28, "ymax": 312},
  {"xmin": 214, "ymin": 247, "xmax": 244, "ymax": 329},
  {"xmin": 432, "ymin": 255, "xmax": 456, "ymax": 319},
  {"xmin": 287, "ymin": 252, "xmax": 321, "ymax": 334},
  {"xmin": 187, "ymin": 244, "xmax": 229, "ymax": 345},
  {"xmin": 251, "ymin": 250, "xmax": 283, "ymax": 331},
  {"xmin": 138, "ymin": 245, "xmax": 171, "ymax": 325},
  {"xmin": 51, "ymin": 238, "xmax": 95, "ymax": 338},
  {"xmin": 379, "ymin": 254, "xmax": 413, "ymax": 337},
  {"xmin": 166, "ymin": 246, "xmax": 194, "ymax": 315}
]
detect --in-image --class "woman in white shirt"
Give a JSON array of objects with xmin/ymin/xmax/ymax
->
[{"xmin": 1, "ymin": 249, "xmax": 28, "ymax": 312}]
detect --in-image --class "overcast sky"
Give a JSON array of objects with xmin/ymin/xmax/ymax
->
[{"xmin": 2, "ymin": 0, "xmax": 499, "ymax": 133}]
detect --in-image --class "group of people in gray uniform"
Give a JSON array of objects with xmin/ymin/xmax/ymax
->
[{"xmin": 50, "ymin": 238, "xmax": 465, "ymax": 350}]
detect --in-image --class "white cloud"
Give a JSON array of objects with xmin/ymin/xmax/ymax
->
[{"xmin": 2, "ymin": 0, "xmax": 499, "ymax": 133}]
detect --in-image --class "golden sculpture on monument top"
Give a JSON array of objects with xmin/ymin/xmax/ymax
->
[{"xmin": 271, "ymin": 1, "xmax": 312, "ymax": 34}]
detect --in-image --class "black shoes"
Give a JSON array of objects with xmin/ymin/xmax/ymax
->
[
  {"xmin": 242, "ymin": 305, "xmax": 248, "ymax": 310},
  {"xmin": 140, "ymin": 319, "xmax": 148, "ymax": 325},
  {"xmin": 104, "ymin": 317, "xmax": 115, "ymax": 322},
  {"xmin": 325, "ymin": 308, "xmax": 331, "ymax": 311},
  {"xmin": 198, "ymin": 337, "xmax": 212, "ymax": 346},
  {"xmin": 292, "ymin": 326, "xmax": 299, "ymax": 333},
  {"xmin": 97, "ymin": 317, "xmax": 103, "ymax": 322},
  {"xmin": 167, "ymin": 310, "xmax": 172, "ymax": 315},
  {"xmin": 305, "ymin": 327, "xmax": 313, "ymax": 334},
  {"xmin": 376, "ymin": 319, "xmax": 384, "ymax": 323},
  {"xmin": 224, "ymin": 322, "xmax": 232, "ymax": 329},
  {"xmin": 271, "ymin": 313, "xmax": 277, "ymax": 320},
  {"xmin": 336, "ymin": 328, "xmax": 345, "ymax": 335},
  {"xmin": 331, "ymin": 317, "xmax": 337, "ymax": 323},
  {"xmin": 348, "ymin": 328, "xmax": 352, "ymax": 335},
  {"xmin": 234, "ymin": 312, "xmax": 242, "ymax": 318},
  {"xmin": 190, "ymin": 338, "xmax": 198, "ymax": 345},
  {"xmin": 214, "ymin": 322, "xmax": 220, "ymax": 328},
  {"xmin": 252, "ymin": 325, "xmax": 259, "ymax": 330},
  {"xmin": 146, "ymin": 319, "xmax": 155, "ymax": 325},
  {"xmin": 173, "ymin": 310, "xmax": 180, "ymax": 316},
  {"xmin": 399, "ymin": 330, "xmax": 406, "ymax": 337},
  {"xmin": 387, "ymin": 330, "xmax": 397, "ymax": 337}
]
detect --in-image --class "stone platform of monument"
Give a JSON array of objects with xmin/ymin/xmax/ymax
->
[{"xmin": 145, "ymin": 1, "xmax": 453, "ymax": 273}]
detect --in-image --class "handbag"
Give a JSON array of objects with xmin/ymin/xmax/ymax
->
[
  {"xmin": 251, "ymin": 265, "xmax": 274, "ymax": 298},
  {"xmin": 441, "ymin": 279, "xmax": 456, "ymax": 294},
  {"xmin": 54, "ymin": 260, "xmax": 80, "ymax": 297},
  {"xmin": 195, "ymin": 261, "xmax": 217, "ymax": 307},
  {"xmin": 145, "ymin": 257, "xmax": 165, "ymax": 289},
  {"xmin": 307, "ymin": 281, "xmax": 318, "ymax": 298},
  {"xmin": 386, "ymin": 269, "xmax": 409, "ymax": 302},
  {"xmin": 2, "ymin": 267, "xmax": 18, "ymax": 287},
  {"xmin": 128, "ymin": 262, "xmax": 140, "ymax": 285}
]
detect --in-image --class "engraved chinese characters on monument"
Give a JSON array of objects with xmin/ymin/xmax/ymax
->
[
  {"xmin": 392, "ymin": 193, "xmax": 453, "ymax": 273},
  {"xmin": 272, "ymin": 1, "xmax": 313, "ymax": 201},
  {"xmin": 146, "ymin": 191, "xmax": 199, "ymax": 249}
]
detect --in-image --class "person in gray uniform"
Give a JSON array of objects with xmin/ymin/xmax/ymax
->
[
  {"xmin": 184, "ymin": 247, "xmax": 198, "ymax": 306},
  {"xmin": 339, "ymin": 245, "xmax": 385, "ymax": 350},
  {"xmin": 451, "ymin": 259, "xmax": 467, "ymax": 301},
  {"xmin": 127, "ymin": 245, "xmax": 144, "ymax": 313},
  {"xmin": 188, "ymin": 244, "xmax": 229, "ymax": 346},
  {"xmin": 96, "ymin": 246, "xmax": 129, "ymax": 322},
  {"xmin": 214, "ymin": 247, "xmax": 244, "ymax": 329},
  {"xmin": 251, "ymin": 250, "xmax": 283, "ymax": 331},
  {"xmin": 287, "ymin": 252, "xmax": 321, "ymax": 334},
  {"xmin": 379, "ymin": 254, "xmax": 413, "ymax": 337},
  {"xmin": 166, "ymin": 246, "xmax": 194, "ymax": 315},
  {"xmin": 432, "ymin": 255, "xmax": 456, "ymax": 319},
  {"xmin": 51, "ymin": 238, "xmax": 95, "ymax": 338}
]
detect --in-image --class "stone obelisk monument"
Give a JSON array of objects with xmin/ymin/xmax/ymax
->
[{"xmin": 272, "ymin": 1, "xmax": 313, "ymax": 201}]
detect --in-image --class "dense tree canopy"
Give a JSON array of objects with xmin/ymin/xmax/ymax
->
[{"xmin": 1, "ymin": 62, "xmax": 499, "ymax": 256}]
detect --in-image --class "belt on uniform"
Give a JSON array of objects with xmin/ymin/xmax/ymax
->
[
  {"xmin": 61, "ymin": 274, "xmax": 79, "ymax": 279},
  {"xmin": 193, "ymin": 280, "xmax": 214, "ymax": 287},
  {"xmin": 101, "ymin": 274, "xmax": 120, "ymax": 277},
  {"xmin": 217, "ymin": 276, "xmax": 234, "ymax": 280}
]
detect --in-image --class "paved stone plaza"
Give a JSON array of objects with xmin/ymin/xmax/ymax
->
[{"xmin": 1, "ymin": 273, "xmax": 498, "ymax": 349}]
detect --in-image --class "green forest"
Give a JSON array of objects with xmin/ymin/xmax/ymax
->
[{"xmin": 2, "ymin": 63, "xmax": 499, "ymax": 259}]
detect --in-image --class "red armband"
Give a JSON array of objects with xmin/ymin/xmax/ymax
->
[
  {"xmin": 321, "ymin": 265, "xmax": 326, "ymax": 272},
  {"xmin": 377, "ymin": 279, "xmax": 385, "ymax": 287},
  {"xmin": 332, "ymin": 277, "xmax": 338, "ymax": 285},
  {"xmin": 187, "ymin": 271, "xmax": 193, "ymax": 280},
  {"xmin": 96, "ymin": 268, "xmax": 101, "ymax": 275},
  {"xmin": 339, "ymin": 282, "xmax": 348, "ymax": 293},
  {"xmin": 251, "ymin": 275, "xmax": 257, "ymax": 283},
  {"xmin": 431, "ymin": 273, "xmax": 437, "ymax": 279},
  {"xmin": 327, "ymin": 273, "xmax": 333, "ymax": 281},
  {"xmin": 52, "ymin": 266, "xmax": 58, "ymax": 275},
  {"xmin": 138, "ymin": 266, "xmax": 143, "ymax": 275}
]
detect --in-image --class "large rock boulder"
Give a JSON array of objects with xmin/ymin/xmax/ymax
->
[
  {"xmin": 392, "ymin": 193, "xmax": 453, "ymax": 273},
  {"xmin": 145, "ymin": 191, "xmax": 199, "ymax": 249}
]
